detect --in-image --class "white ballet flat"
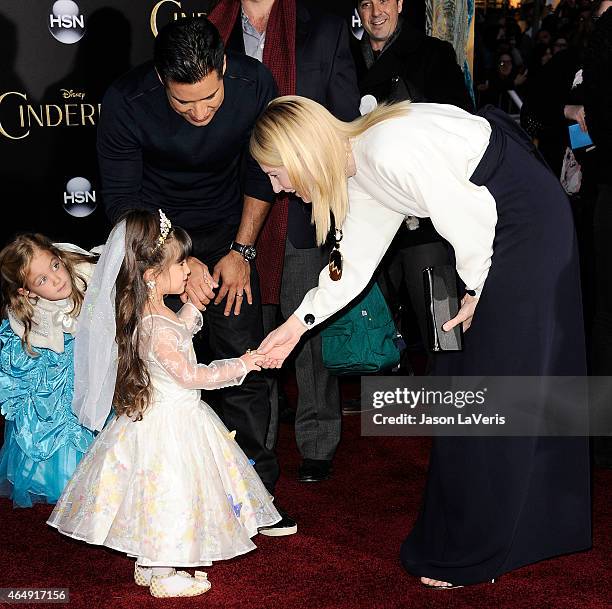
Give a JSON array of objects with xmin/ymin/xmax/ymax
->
[
  {"xmin": 134, "ymin": 564, "xmax": 176, "ymax": 586},
  {"xmin": 149, "ymin": 570, "xmax": 211, "ymax": 598}
]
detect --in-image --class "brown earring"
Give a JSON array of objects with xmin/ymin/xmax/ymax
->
[{"xmin": 328, "ymin": 229, "xmax": 343, "ymax": 281}]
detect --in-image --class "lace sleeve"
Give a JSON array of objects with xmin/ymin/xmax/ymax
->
[
  {"xmin": 177, "ymin": 302, "xmax": 204, "ymax": 336},
  {"xmin": 148, "ymin": 322, "xmax": 248, "ymax": 390}
]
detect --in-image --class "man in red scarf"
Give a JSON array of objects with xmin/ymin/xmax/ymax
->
[{"xmin": 209, "ymin": 0, "xmax": 360, "ymax": 487}]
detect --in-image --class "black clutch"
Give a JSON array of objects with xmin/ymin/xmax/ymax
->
[{"xmin": 422, "ymin": 265, "xmax": 463, "ymax": 352}]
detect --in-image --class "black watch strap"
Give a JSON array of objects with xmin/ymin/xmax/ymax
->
[{"xmin": 230, "ymin": 241, "xmax": 256, "ymax": 260}]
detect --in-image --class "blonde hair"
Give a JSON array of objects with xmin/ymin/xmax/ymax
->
[
  {"xmin": 250, "ymin": 95, "xmax": 411, "ymax": 245},
  {"xmin": 0, "ymin": 234, "xmax": 96, "ymax": 356}
]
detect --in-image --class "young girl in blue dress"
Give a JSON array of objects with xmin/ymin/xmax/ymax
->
[
  {"xmin": 48, "ymin": 210, "xmax": 280, "ymax": 599},
  {"xmin": 0, "ymin": 234, "xmax": 96, "ymax": 507}
]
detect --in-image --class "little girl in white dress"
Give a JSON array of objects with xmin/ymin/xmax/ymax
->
[{"xmin": 48, "ymin": 210, "xmax": 280, "ymax": 598}]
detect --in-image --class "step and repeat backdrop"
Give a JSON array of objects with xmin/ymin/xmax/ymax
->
[{"xmin": 0, "ymin": 0, "xmax": 431, "ymax": 248}]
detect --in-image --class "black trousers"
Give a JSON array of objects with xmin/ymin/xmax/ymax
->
[
  {"xmin": 262, "ymin": 240, "xmax": 340, "ymax": 462},
  {"xmin": 189, "ymin": 224, "xmax": 279, "ymax": 493},
  {"xmin": 591, "ymin": 184, "xmax": 612, "ymax": 466},
  {"xmin": 379, "ymin": 239, "xmax": 450, "ymax": 371}
]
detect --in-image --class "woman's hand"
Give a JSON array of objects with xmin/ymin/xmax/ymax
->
[
  {"xmin": 443, "ymin": 293, "xmax": 479, "ymax": 333},
  {"xmin": 181, "ymin": 256, "xmax": 218, "ymax": 309},
  {"xmin": 514, "ymin": 69, "xmax": 528, "ymax": 87},
  {"xmin": 257, "ymin": 314, "xmax": 308, "ymax": 368},
  {"xmin": 564, "ymin": 104, "xmax": 587, "ymax": 132}
]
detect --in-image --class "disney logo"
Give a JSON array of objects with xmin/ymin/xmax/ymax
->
[{"xmin": 60, "ymin": 89, "xmax": 86, "ymax": 100}]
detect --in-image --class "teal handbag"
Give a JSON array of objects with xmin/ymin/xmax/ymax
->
[{"xmin": 321, "ymin": 282, "xmax": 400, "ymax": 375}]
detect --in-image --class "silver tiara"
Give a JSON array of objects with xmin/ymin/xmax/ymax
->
[{"xmin": 153, "ymin": 209, "xmax": 172, "ymax": 252}]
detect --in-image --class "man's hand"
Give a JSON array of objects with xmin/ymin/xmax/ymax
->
[
  {"xmin": 181, "ymin": 256, "xmax": 218, "ymax": 309},
  {"xmin": 257, "ymin": 314, "xmax": 308, "ymax": 368},
  {"xmin": 212, "ymin": 251, "xmax": 252, "ymax": 316}
]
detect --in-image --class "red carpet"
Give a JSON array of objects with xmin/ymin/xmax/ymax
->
[{"xmin": 1, "ymin": 409, "xmax": 610, "ymax": 608}]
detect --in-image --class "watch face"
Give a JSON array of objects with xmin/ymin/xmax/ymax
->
[{"xmin": 243, "ymin": 246, "xmax": 257, "ymax": 261}]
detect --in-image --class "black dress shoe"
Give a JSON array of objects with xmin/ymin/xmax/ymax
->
[
  {"xmin": 298, "ymin": 459, "xmax": 332, "ymax": 482},
  {"xmin": 341, "ymin": 398, "xmax": 362, "ymax": 416},
  {"xmin": 259, "ymin": 507, "xmax": 297, "ymax": 537}
]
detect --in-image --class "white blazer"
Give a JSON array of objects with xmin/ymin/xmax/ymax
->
[{"xmin": 295, "ymin": 103, "xmax": 497, "ymax": 329}]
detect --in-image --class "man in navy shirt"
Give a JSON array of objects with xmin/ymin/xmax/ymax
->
[{"xmin": 97, "ymin": 17, "xmax": 296, "ymax": 535}]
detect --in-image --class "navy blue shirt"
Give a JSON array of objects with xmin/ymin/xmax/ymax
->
[{"xmin": 97, "ymin": 52, "xmax": 277, "ymax": 229}]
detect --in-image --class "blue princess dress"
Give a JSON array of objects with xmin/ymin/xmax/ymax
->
[{"xmin": 0, "ymin": 264, "xmax": 95, "ymax": 507}]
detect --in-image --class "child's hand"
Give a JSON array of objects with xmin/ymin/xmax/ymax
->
[{"xmin": 240, "ymin": 350, "xmax": 264, "ymax": 372}]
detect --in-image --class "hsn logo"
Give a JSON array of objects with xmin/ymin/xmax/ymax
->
[
  {"xmin": 63, "ymin": 177, "xmax": 97, "ymax": 218},
  {"xmin": 49, "ymin": 1, "xmax": 86, "ymax": 44}
]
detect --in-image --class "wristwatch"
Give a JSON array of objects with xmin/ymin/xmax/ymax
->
[{"xmin": 230, "ymin": 241, "xmax": 257, "ymax": 261}]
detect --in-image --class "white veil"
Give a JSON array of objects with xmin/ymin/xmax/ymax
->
[{"xmin": 72, "ymin": 221, "xmax": 126, "ymax": 431}]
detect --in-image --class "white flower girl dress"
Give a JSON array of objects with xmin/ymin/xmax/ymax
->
[{"xmin": 48, "ymin": 303, "xmax": 280, "ymax": 566}]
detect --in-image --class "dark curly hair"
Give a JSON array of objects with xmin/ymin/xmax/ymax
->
[{"xmin": 113, "ymin": 210, "xmax": 192, "ymax": 421}]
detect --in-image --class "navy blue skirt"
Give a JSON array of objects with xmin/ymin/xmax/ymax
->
[{"xmin": 400, "ymin": 107, "xmax": 592, "ymax": 585}]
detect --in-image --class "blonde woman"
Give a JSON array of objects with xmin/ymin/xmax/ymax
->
[{"xmin": 251, "ymin": 96, "xmax": 591, "ymax": 588}]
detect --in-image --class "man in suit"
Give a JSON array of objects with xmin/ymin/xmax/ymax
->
[
  {"xmin": 354, "ymin": 0, "xmax": 472, "ymax": 107},
  {"xmin": 353, "ymin": 0, "xmax": 473, "ymax": 373},
  {"xmin": 209, "ymin": 0, "xmax": 360, "ymax": 483}
]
